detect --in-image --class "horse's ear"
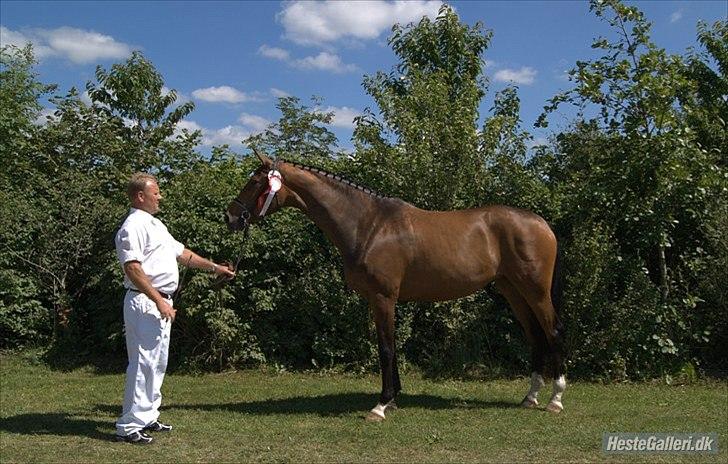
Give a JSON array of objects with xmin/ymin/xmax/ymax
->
[{"xmin": 253, "ymin": 148, "xmax": 273, "ymax": 167}]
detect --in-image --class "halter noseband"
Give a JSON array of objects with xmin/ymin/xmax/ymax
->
[{"xmin": 231, "ymin": 198, "xmax": 252, "ymax": 230}]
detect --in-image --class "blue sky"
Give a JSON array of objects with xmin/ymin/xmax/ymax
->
[{"xmin": 2, "ymin": 1, "xmax": 725, "ymax": 151}]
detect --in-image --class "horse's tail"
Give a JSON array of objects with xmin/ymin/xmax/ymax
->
[
  {"xmin": 551, "ymin": 236, "xmax": 566, "ymax": 362},
  {"xmin": 550, "ymin": 237, "xmax": 563, "ymax": 317}
]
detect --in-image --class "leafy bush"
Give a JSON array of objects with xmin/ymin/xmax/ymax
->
[{"xmin": 1, "ymin": 6, "xmax": 725, "ymax": 381}]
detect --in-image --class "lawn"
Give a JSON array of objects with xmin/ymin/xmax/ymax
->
[{"xmin": 0, "ymin": 352, "xmax": 725, "ymax": 463}]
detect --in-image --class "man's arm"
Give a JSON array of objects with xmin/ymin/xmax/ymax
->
[
  {"xmin": 177, "ymin": 248, "xmax": 236, "ymax": 280},
  {"xmin": 123, "ymin": 261, "xmax": 176, "ymax": 321}
]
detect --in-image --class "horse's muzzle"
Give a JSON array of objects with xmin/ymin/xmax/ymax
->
[{"xmin": 225, "ymin": 210, "xmax": 251, "ymax": 232}]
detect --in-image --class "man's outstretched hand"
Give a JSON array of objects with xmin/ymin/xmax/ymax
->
[{"xmin": 214, "ymin": 262, "xmax": 236, "ymax": 282}]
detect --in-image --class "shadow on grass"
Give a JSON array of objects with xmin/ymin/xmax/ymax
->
[
  {"xmin": 94, "ymin": 392, "xmax": 518, "ymax": 418},
  {"xmin": 0, "ymin": 413, "xmax": 112, "ymax": 440}
]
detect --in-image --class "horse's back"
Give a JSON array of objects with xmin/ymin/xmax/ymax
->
[
  {"xmin": 350, "ymin": 201, "xmax": 555, "ymax": 301},
  {"xmin": 393, "ymin": 204, "xmax": 552, "ymax": 301}
]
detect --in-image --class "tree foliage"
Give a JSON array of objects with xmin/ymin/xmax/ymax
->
[
  {"xmin": 535, "ymin": 0, "xmax": 726, "ymax": 376},
  {"xmin": 1, "ymin": 2, "xmax": 725, "ymax": 379},
  {"xmin": 354, "ymin": 4, "xmax": 492, "ymax": 210}
]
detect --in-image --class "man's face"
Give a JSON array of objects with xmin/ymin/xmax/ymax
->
[{"xmin": 138, "ymin": 180, "xmax": 162, "ymax": 215}]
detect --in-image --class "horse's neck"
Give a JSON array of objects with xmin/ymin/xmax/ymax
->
[{"xmin": 283, "ymin": 165, "xmax": 375, "ymax": 257}]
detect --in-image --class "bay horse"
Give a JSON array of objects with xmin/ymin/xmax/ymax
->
[{"xmin": 225, "ymin": 152, "xmax": 566, "ymax": 420}]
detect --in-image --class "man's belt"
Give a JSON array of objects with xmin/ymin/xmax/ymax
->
[{"xmin": 126, "ymin": 288, "xmax": 174, "ymax": 300}]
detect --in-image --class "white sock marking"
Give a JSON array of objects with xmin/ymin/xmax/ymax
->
[
  {"xmin": 370, "ymin": 403, "xmax": 387, "ymax": 419},
  {"xmin": 549, "ymin": 374, "xmax": 566, "ymax": 408},
  {"xmin": 526, "ymin": 372, "xmax": 545, "ymax": 403}
]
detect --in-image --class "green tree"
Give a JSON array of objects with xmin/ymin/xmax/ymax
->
[
  {"xmin": 354, "ymin": 4, "xmax": 492, "ymax": 210},
  {"xmin": 0, "ymin": 44, "xmax": 56, "ymax": 172},
  {"xmin": 86, "ymin": 51, "xmax": 197, "ymax": 177},
  {"xmin": 680, "ymin": 20, "xmax": 728, "ymax": 161},
  {"xmin": 0, "ymin": 45, "xmax": 58, "ymax": 216},
  {"xmin": 0, "ymin": 45, "xmax": 57, "ymax": 346},
  {"xmin": 679, "ymin": 20, "xmax": 728, "ymax": 372},
  {"xmin": 1, "ymin": 49, "xmax": 201, "ymax": 358},
  {"xmin": 539, "ymin": 0, "xmax": 718, "ymax": 301},
  {"xmin": 245, "ymin": 96, "xmax": 340, "ymax": 164},
  {"xmin": 480, "ymin": 86, "xmax": 553, "ymax": 215},
  {"xmin": 537, "ymin": 0, "xmax": 725, "ymax": 377}
]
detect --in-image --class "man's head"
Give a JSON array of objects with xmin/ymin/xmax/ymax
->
[{"xmin": 127, "ymin": 173, "xmax": 161, "ymax": 215}]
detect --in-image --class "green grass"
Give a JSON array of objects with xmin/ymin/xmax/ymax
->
[{"xmin": 1, "ymin": 352, "xmax": 726, "ymax": 463}]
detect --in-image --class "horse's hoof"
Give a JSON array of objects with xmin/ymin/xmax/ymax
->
[
  {"xmin": 385, "ymin": 400, "xmax": 398, "ymax": 411},
  {"xmin": 546, "ymin": 401, "xmax": 563, "ymax": 414},
  {"xmin": 521, "ymin": 396, "xmax": 539, "ymax": 409},
  {"xmin": 365, "ymin": 411, "xmax": 385, "ymax": 422}
]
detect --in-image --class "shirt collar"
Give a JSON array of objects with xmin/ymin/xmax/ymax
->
[{"xmin": 129, "ymin": 207, "xmax": 156, "ymax": 220}]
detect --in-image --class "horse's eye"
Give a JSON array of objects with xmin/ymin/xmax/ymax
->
[{"xmin": 248, "ymin": 171, "xmax": 255, "ymax": 178}]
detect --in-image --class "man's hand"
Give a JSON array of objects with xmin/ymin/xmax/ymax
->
[
  {"xmin": 156, "ymin": 298, "xmax": 176, "ymax": 322},
  {"xmin": 124, "ymin": 261, "xmax": 177, "ymax": 321},
  {"xmin": 214, "ymin": 262, "xmax": 236, "ymax": 281}
]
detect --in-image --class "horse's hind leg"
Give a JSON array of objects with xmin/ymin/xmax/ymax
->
[
  {"xmin": 517, "ymin": 282, "xmax": 567, "ymax": 413},
  {"xmin": 495, "ymin": 279, "xmax": 548, "ymax": 408}
]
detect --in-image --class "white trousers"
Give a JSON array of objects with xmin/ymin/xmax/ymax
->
[{"xmin": 116, "ymin": 291, "xmax": 172, "ymax": 435}]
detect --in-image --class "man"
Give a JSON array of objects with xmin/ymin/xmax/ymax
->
[{"xmin": 114, "ymin": 173, "xmax": 235, "ymax": 444}]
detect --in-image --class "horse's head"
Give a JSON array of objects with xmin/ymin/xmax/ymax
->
[{"xmin": 225, "ymin": 150, "xmax": 286, "ymax": 231}]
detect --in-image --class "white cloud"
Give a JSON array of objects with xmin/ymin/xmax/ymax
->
[
  {"xmin": 670, "ymin": 10, "xmax": 683, "ymax": 24},
  {"xmin": 270, "ymin": 88, "xmax": 290, "ymax": 98},
  {"xmin": 80, "ymin": 91, "xmax": 94, "ymax": 106},
  {"xmin": 0, "ymin": 26, "xmax": 133, "ymax": 64},
  {"xmin": 259, "ymin": 45, "xmax": 359, "ymax": 74},
  {"xmin": 175, "ymin": 120, "xmax": 204, "ymax": 134},
  {"xmin": 33, "ymin": 108, "xmax": 57, "ymax": 126},
  {"xmin": 238, "ymin": 113, "xmax": 271, "ymax": 132},
  {"xmin": 162, "ymin": 86, "xmax": 188, "ymax": 102},
  {"xmin": 323, "ymin": 106, "xmax": 362, "ymax": 129},
  {"xmin": 293, "ymin": 52, "xmax": 359, "ymax": 74},
  {"xmin": 1, "ymin": 26, "xmax": 55, "ymax": 59},
  {"xmin": 493, "ymin": 67, "xmax": 537, "ymax": 85},
  {"xmin": 527, "ymin": 137, "xmax": 548, "ymax": 150},
  {"xmin": 556, "ymin": 70, "xmax": 571, "ymax": 82},
  {"xmin": 204, "ymin": 125, "xmax": 251, "ymax": 146},
  {"xmin": 174, "ymin": 118, "xmax": 269, "ymax": 147},
  {"xmin": 191, "ymin": 86, "xmax": 257, "ymax": 104},
  {"xmin": 278, "ymin": 0, "xmax": 443, "ymax": 46},
  {"xmin": 258, "ymin": 44, "xmax": 290, "ymax": 61}
]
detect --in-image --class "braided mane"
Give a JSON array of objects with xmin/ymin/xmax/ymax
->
[{"xmin": 283, "ymin": 160, "xmax": 388, "ymax": 199}]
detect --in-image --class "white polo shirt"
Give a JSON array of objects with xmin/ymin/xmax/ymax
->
[{"xmin": 115, "ymin": 208, "xmax": 185, "ymax": 294}]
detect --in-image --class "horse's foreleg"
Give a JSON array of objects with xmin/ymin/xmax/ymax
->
[{"xmin": 366, "ymin": 294, "xmax": 397, "ymax": 422}]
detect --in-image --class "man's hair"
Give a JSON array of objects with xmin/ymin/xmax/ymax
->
[{"xmin": 127, "ymin": 173, "xmax": 157, "ymax": 200}]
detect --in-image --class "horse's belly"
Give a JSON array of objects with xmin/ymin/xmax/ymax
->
[{"xmin": 398, "ymin": 267, "xmax": 495, "ymax": 302}]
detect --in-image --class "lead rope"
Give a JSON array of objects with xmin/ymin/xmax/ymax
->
[
  {"xmin": 177, "ymin": 213, "xmax": 250, "ymax": 307},
  {"xmin": 232, "ymin": 221, "xmax": 250, "ymax": 277},
  {"xmin": 211, "ymin": 220, "xmax": 250, "ymax": 356},
  {"xmin": 214, "ymin": 217, "xmax": 250, "ymax": 288}
]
